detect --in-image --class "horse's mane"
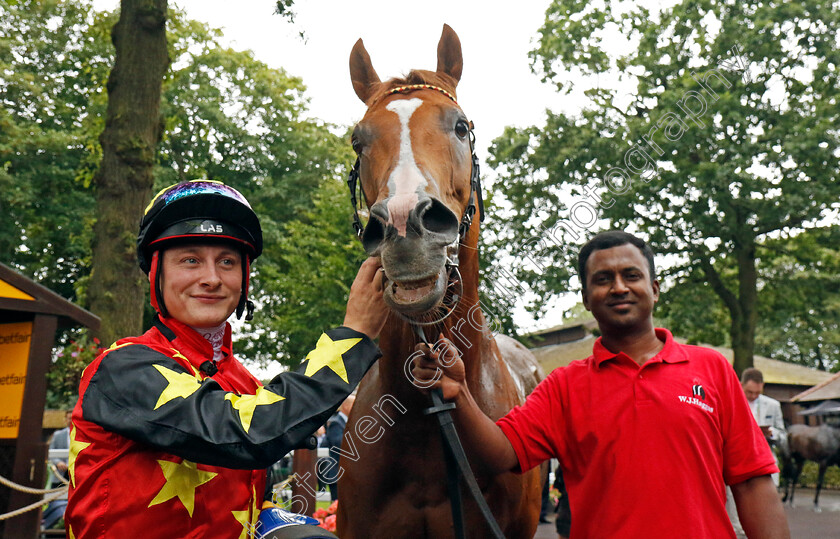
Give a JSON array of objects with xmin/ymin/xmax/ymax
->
[{"xmin": 368, "ymin": 69, "xmax": 459, "ymax": 105}]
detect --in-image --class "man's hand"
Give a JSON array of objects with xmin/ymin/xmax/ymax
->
[
  {"xmin": 410, "ymin": 338, "xmax": 466, "ymax": 401},
  {"xmin": 343, "ymin": 257, "xmax": 388, "ymax": 340},
  {"xmin": 410, "ymin": 336, "xmax": 519, "ymax": 474}
]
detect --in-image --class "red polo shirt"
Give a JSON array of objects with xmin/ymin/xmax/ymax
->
[{"xmin": 497, "ymin": 329, "xmax": 776, "ymax": 538}]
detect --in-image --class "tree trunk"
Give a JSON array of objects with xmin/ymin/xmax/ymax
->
[
  {"xmin": 730, "ymin": 236, "xmax": 757, "ymax": 377},
  {"xmin": 87, "ymin": 0, "xmax": 169, "ymax": 345}
]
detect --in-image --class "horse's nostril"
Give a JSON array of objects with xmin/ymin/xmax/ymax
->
[
  {"xmin": 362, "ymin": 217, "xmax": 386, "ymax": 255},
  {"xmin": 421, "ymin": 198, "xmax": 459, "ymax": 238}
]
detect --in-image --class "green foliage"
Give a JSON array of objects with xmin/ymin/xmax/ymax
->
[
  {"xmin": 754, "ymin": 229, "xmax": 840, "ymax": 370},
  {"xmin": 242, "ymin": 173, "xmax": 365, "ymax": 368},
  {"xmin": 784, "ymin": 461, "xmax": 840, "ymax": 490},
  {"xmin": 46, "ymin": 332, "xmax": 105, "ymax": 409},
  {"xmin": 488, "ymin": 0, "xmax": 840, "ymax": 367},
  {"xmin": 0, "ymin": 0, "xmax": 113, "ymax": 300},
  {"xmin": 659, "ymin": 227, "xmax": 840, "ymax": 371},
  {"xmin": 3, "ymin": 0, "xmax": 359, "ymax": 379}
]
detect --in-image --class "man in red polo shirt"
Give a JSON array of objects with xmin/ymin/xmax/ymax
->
[{"xmin": 412, "ymin": 230, "xmax": 788, "ymax": 538}]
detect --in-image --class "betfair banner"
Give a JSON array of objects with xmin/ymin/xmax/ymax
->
[{"xmin": 0, "ymin": 321, "xmax": 32, "ymax": 438}]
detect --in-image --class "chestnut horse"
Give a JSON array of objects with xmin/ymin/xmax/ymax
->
[{"xmin": 335, "ymin": 25, "xmax": 543, "ymax": 538}]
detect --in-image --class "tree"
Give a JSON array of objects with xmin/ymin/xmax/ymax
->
[
  {"xmin": 86, "ymin": 0, "xmax": 170, "ymax": 345},
  {"xmin": 660, "ymin": 227, "xmax": 840, "ymax": 372},
  {"xmin": 753, "ymin": 229, "xmax": 840, "ymax": 371},
  {"xmin": 0, "ymin": 0, "xmax": 112, "ymax": 300},
  {"xmin": 2, "ymin": 0, "xmax": 356, "ymax": 375},
  {"xmin": 489, "ymin": 0, "xmax": 840, "ymax": 374}
]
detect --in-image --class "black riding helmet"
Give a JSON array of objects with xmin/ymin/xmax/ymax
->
[{"xmin": 137, "ymin": 180, "xmax": 263, "ymax": 321}]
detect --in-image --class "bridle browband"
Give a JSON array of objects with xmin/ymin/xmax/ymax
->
[{"xmin": 346, "ymin": 84, "xmax": 485, "ymax": 245}]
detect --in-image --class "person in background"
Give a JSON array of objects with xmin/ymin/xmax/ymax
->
[
  {"xmin": 727, "ymin": 367, "xmax": 787, "ymax": 536},
  {"xmin": 65, "ymin": 180, "xmax": 388, "ymax": 538},
  {"xmin": 412, "ymin": 230, "xmax": 789, "ymax": 538},
  {"xmin": 315, "ymin": 425, "xmax": 328, "ymax": 493},
  {"xmin": 553, "ymin": 467, "xmax": 571, "ymax": 539},
  {"xmin": 41, "ymin": 409, "xmax": 72, "ymax": 530},
  {"xmin": 741, "ymin": 367, "xmax": 786, "ymax": 457},
  {"xmin": 323, "ymin": 395, "xmax": 355, "ymax": 501},
  {"xmin": 48, "ymin": 409, "xmax": 72, "ymax": 486}
]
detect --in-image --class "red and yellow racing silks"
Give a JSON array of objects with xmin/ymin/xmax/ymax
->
[{"xmin": 66, "ymin": 316, "xmax": 379, "ymax": 538}]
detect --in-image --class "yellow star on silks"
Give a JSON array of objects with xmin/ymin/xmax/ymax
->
[
  {"xmin": 153, "ymin": 364, "xmax": 202, "ymax": 410},
  {"xmin": 68, "ymin": 425, "xmax": 90, "ymax": 488},
  {"xmin": 303, "ymin": 333, "xmax": 360, "ymax": 384},
  {"xmin": 225, "ymin": 387, "xmax": 285, "ymax": 433},
  {"xmin": 67, "ymin": 525, "xmax": 76, "ymax": 539},
  {"xmin": 232, "ymin": 485, "xmax": 259, "ymax": 539},
  {"xmin": 148, "ymin": 459, "xmax": 218, "ymax": 517}
]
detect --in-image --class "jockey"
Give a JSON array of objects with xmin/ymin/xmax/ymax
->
[{"xmin": 65, "ymin": 180, "xmax": 387, "ymax": 539}]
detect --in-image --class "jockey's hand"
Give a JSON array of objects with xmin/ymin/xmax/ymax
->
[
  {"xmin": 410, "ymin": 338, "xmax": 466, "ymax": 401},
  {"xmin": 343, "ymin": 257, "xmax": 389, "ymax": 340}
]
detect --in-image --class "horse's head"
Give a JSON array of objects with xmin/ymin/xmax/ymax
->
[{"xmin": 349, "ymin": 24, "xmax": 480, "ymax": 322}]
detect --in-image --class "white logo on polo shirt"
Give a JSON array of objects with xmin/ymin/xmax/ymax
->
[
  {"xmin": 678, "ymin": 380, "xmax": 714, "ymax": 413},
  {"xmin": 678, "ymin": 394, "xmax": 715, "ymax": 413}
]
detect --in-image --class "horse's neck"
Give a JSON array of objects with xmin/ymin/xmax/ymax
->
[{"xmin": 376, "ymin": 251, "xmax": 492, "ymax": 400}]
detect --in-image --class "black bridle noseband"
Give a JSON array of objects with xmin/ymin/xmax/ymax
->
[{"xmin": 346, "ymin": 86, "xmax": 503, "ymax": 539}]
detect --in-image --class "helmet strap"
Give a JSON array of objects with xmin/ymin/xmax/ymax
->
[
  {"xmin": 236, "ymin": 256, "xmax": 251, "ymax": 320},
  {"xmin": 150, "ymin": 250, "xmax": 169, "ymax": 318}
]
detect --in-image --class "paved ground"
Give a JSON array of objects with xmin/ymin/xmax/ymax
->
[
  {"xmin": 782, "ymin": 487, "xmax": 840, "ymax": 539},
  {"xmin": 533, "ymin": 488, "xmax": 840, "ymax": 539}
]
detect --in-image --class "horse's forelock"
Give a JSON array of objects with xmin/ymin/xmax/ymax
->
[{"xmin": 368, "ymin": 70, "xmax": 459, "ymax": 107}]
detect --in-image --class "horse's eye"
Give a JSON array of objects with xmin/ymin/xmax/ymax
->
[
  {"xmin": 454, "ymin": 119, "xmax": 470, "ymax": 140},
  {"xmin": 351, "ymin": 137, "xmax": 363, "ymax": 154}
]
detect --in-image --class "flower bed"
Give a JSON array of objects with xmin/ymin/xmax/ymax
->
[{"xmin": 313, "ymin": 500, "xmax": 338, "ymax": 532}]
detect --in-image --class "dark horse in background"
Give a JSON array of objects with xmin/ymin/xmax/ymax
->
[
  {"xmin": 780, "ymin": 423, "xmax": 840, "ymax": 511},
  {"xmin": 335, "ymin": 25, "xmax": 543, "ymax": 538}
]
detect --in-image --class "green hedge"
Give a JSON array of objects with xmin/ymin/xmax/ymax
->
[{"xmin": 782, "ymin": 462, "xmax": 840, "ymax": 489}]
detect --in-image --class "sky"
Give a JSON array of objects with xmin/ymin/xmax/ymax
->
[
  {"xmin": 91, "ymin": 0, "xmax": 571, "ymax": 162},
  {"xmin": 91, "ymin": 0, "xmax": 579, "ymax": 331}
]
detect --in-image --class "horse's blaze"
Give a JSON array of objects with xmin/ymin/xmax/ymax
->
[
  {"xmin": 373, "ymin": 95, "xmax": 454, "ymax": 315},
  {"xmin": 385, "ymin": 97, "xmax": 426, "ymax": 238}
]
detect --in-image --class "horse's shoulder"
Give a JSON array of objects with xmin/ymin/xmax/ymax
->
[{"xmin": 493, "ymin": 334, "xmax": 544, "ymax": 398}]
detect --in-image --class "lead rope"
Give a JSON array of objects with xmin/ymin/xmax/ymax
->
[{"xmin": 414, "ymin": 325, "xmax": 506, "ymax": 539}]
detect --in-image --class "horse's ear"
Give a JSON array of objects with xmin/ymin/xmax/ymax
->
[
  {"xmin": 436, "ymin": 24, "xmax": 463, "ymax": 86},
  {"xmin": 350, "ymin": 38, "xmax": 381, "ymax": 104}
]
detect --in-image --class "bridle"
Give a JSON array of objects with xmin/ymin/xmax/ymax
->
[
  {"xmin": 346, "ymin": 85, "xmax": 485, "ymax": 327},
  {"xmin": 346, "ymin": 84, "xmax": 485, "ymax": 246},
  {"xmin": 345, "ymin": 85, "xmax": 505, "ymax": 539}
]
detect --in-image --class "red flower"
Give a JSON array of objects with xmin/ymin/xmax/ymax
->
[{"xmin": 316, "ymin": 500, "xmax": 339, "ymax": 531}]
